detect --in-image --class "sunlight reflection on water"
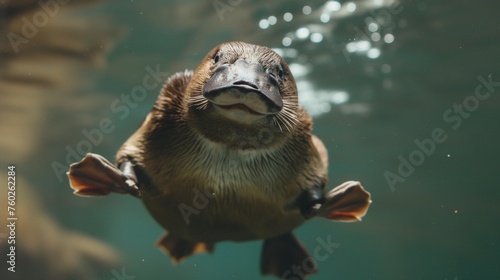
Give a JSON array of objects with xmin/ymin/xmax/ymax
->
[{"xmin": 256, "ymin": 0, "xmax": 402, "ymax": 117}]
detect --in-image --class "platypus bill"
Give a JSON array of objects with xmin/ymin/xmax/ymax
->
[{"xmin": 67, "ymin": 41, "xmax": 371, "ymax": 278}]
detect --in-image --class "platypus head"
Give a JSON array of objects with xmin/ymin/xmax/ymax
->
[{"xmin": 186, "ymin": 42, "xmax": 302, "ymax": 148}]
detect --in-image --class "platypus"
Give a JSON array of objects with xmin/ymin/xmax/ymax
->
[{"xmin": 68, "ymin": 41, "xmax": 371, "ymax": 278}]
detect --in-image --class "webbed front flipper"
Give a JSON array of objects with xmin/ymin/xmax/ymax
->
[
  {"xmin": 318, "ymin": 181, "xmax": 371, "ymax": 221},
  {"xmin": 261, "ymin": 232, "xmax": 317, "ymax": 278},
  {"xmin": 157, "ymin": 232, "xmax": 215, "ymax": 263},
  {"xmin": 296, "ymin": 181, "xmax": 371, "ymax": 221},
  {"xmin": 67, "ymin": 153, "xmax": 140, "ymax": 197}
]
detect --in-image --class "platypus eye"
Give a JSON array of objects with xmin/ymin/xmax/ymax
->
[
  {"xmin": 266, "ymin": 66, "xmax": 285, "ymax": 82},
  {"xmin": 277, "ymin": 67, "xmax": 284, "ymax": 80},
  {"xmin": 213, "ymin": 53, "xmax": 221, "ymax": 63}
]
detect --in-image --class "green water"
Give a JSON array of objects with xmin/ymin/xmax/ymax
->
[{"xmin": 1, "ymin": 0, "xmax": 499, "ymax": 279}]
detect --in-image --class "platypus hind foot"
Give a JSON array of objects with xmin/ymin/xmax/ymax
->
[{"xmin": 157, "ymin": 232, "xmax": 215, "ymax": 263}]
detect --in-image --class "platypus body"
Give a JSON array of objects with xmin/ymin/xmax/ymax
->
[{"xmin": 68, "ymin": 41, "xmax": 371, "ymax": 278}]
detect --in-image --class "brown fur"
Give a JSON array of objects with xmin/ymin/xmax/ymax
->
[{"xmin": 116, "ymin": 42, "xmax": 328, "ymax": 243}]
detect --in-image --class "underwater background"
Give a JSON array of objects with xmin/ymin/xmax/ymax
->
[{"xmin": 1, "ymin": 0, "xmax": 499, "ymax": 279}]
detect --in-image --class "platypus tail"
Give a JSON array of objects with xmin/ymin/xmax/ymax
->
[{"xmin": 261, "ymin": 232, "xmax": 317, "ymax": 278}]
